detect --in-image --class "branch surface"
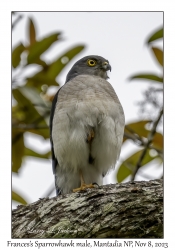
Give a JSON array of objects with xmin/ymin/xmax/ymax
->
[{"xmin": 12, "ymin": 179, "xmax": 163, "ymax": 239}]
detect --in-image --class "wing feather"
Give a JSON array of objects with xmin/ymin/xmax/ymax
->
[{"xmin": 49, "ymin": 88, "xmax": 61, "ymax": 174}]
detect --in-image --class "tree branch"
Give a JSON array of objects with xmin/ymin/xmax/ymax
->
[
  {"xmin": 131, "ymin": 109, "xmax": 163, "ymax": 181},
  {"xmin": 124, "ymin": 131, "xmax": 163, "ymax": 156},
  {"xmin": 12, "ymin": 179, "xmax": 163, "ymax": 238}
]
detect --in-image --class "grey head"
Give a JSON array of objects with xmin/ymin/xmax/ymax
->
[{"xmin": 65, "ymin": 55, "xmax": 111, "ymax": 83}]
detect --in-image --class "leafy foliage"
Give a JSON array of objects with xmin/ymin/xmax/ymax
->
[
  {"xmin": 146, "ymin": 27, "xmax": 163, "ymax": 44},
  {"xmin": 116, "ymin": 27, "xmax": 163, "ymax": 183},
  {"xmin": 12, "ymin": 191, "xmax": 27, "ymax": 205},
  {"xmin": 129, "ymin": 74, "xmax": 163, "ymax": 83},
  {"xmin": 12, "ymin": 43, "xmax": 25, "ymax": 68},
  {"xmin": 117, "ymin": 149, "xmax": 161, "ymax": 183},
  {"xmin": 151, "ymin": 47, "xmax": 163, "ymax": 67},
  {"xmin": 12, "ymin": 16, "xmax": 85, "ymax": 204}
]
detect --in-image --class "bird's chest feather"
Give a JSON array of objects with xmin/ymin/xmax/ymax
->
[
  {"xmin": 52, "ymin": 75, "xmax": 124, "ymax": 174},
  {"xmin": 55, "ymin": 75, "xmax": 124, "ymax": 128}
]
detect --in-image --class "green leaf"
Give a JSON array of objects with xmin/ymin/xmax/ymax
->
[
  {"xmin": 46, "ymin": 45, "xmax": 85, "ymax": 79},
  {"xmin": 126, "ymin": 120, "xmax": 151, "ymax": 131},
  {"xmin": 19, "ymin": 86, "xmax": 48, "ymax": 109},
  {"xmin": 151, "ymin": 47, "xmax": 163, "ymax": 67},
  {"xmin": 12, "ymin": 43, "xmax": 25, "ymax": 68},
  {"xmin": 152, "ymin": 132, "xmax": 163, "ymax": 151},
  {"xmin": 124, "ymin": 120, "xmax": 151, "ymax": 143},
  {"xmin": 26, "ymin": 45, "xmax": 85, "ymax": 88},
  {"xmin": 116, "ymin": 149, "xmax": 158, "ymax": 183},
  {"xmin": 29, "ymin": 18, "xmax": 36, "ymax": 45},
  {"xmin": 24, "ymin": 147, "xmax": 51, "ymax": 159},
  {"xmin": 12, "ymin": 191, "xmax": 27, "ymax": 205},
  {"xmin": 124, "ymin": 120, "xmax": 163, "ymax": 151},
  {"xmin": 27, "ymin": 32, "xmax": 61, "ymax": 64},
  {"xmin": 147, "ymin": 27, "xmax": 163, "ymax": 44},
  {"xmin": 31, "ymin": 58, "xmax": 48, "ymax": 67},
  {"xmin": 26, "ymin": 71, "xmax": 59, "ymax": 89},
  {"xmin": 12, "ymin": 131, "xmax": 24, "ymax": 173},
  {"xmin": 12, "ymin": 88, "xmax": 50, "ymax": 139},
  {"xmin": 129, "ymin": 74, "xmax": 163, "ymax": 83}
]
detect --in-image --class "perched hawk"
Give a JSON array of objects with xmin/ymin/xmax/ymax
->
[{"xmin": 50, "ymin": 55, "xmax": 125, "ymax": 195}]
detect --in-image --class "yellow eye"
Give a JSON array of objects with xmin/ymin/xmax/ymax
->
[{"xmin": 87, "ymin": 59, "xmax": 96, "ymax": 67}]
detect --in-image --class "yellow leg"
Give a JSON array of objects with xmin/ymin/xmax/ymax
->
[{"xmin": 73, "ymin": 171, "xmax": 95, "ymax": 192}]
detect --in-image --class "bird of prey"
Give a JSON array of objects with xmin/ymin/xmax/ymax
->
[{"xmin": 50, "ymin": 55, "xmax": 125, "ymax": 195}]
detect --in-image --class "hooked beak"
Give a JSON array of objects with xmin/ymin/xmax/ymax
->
[{"xmin": 102, "ymin": 61, "xmax": 111, "ymax": 72}]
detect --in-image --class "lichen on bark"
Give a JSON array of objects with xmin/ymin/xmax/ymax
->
[{"xmin": 12, "ymin": 179, "xmax": 163, "ymax": 238}]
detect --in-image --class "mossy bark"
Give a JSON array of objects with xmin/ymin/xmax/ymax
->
[{"xmin": 12, "ymin": 179, "xmax": 163, "ymax": 238}]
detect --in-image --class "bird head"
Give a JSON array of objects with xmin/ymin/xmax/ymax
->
[{"xmin": 65, "ymin": 55, "xmax": 111, "ymax": 83}]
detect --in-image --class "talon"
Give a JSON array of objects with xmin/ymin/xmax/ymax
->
[
  {"xmin": 73, "ymin": 170, "xmax": 96, "ymax": 192},
  {"xmin": 73, "ymin": 183, "xmax": 95, "ymax": 192},
  {"xmin": 92, "ymin": 182, "xmax": 99, "ymax": 187}
]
